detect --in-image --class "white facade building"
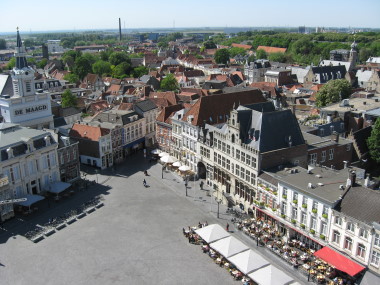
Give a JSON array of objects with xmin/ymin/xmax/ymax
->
[
  {"xmin": 0, "ymin": 122, "xmax": 60, "ymax": 198},
  {"xmin": 47, "ymin": 40, "xmax": 64, "ymax": 54},
  {"xmin": 0, "ymin": 30, "xmax": 53, "ymax": 129}
]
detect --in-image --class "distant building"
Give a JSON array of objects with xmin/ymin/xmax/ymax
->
[
  {"xmin": 57, "ymin": 135, "xmax": 80, "ymax": 183},
  {"xmin": 298, "ymin": 26, "xmax": 306, "ymax": 34},
  {"xmin": 47, "ymin": 40, "xmax": 63, "ymax": 54}
]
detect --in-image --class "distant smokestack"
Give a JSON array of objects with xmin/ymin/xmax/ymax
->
[{"xmin": 119, "ymin": 18, "xmax": 122, "ymax": 41}]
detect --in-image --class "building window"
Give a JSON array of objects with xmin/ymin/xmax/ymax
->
[
  {"xmin": 293, "ymin": 192, "xmax": 298, "ymax": 202},
  {"xmin": 246, "ymin": 155, "xmax": 251, "ymax": 166},
  {"xmin": 357, "ymin": 244, "xmax": 366, "ymax": 259},
  {"xmin": 374, "ymin": 234, "xmax": 380, "ymax": 248},
  {"xmin": 281, "ymin": 202, "xmax": 287, "ymax": 216},
  {"xmin": 26, "ymin": 81, "xmax": 32, "ymax": 92},
  {"xmin": 321, "ymin": 151, "xmax": 326, "ymax": 162},
  {"xmin": 312, "ymin": 201, "xmax": 318, "ymax": 212},
  {"xmin": 310, "ymin": 153, "xmax": 317, "ymax": 165},
  {"xmin": 301, "ymin": 212, "xmax": 307, "ymax": 225},
  {"xmin": 283, "ymin": 187, "xmax": 288, "ymax": 198},
  {"xmin": 236, "ymin": 150, "xmax": 240, "ymax": 160},
  {"xmin": 344, "ymin": 237, "xmax": 353, "ymax": 251},
  {"xmin": 329, "ymin": 149, "xmax": 334, "ymax": 160},
  {"xmin": 333, "ymin": 231, "xmax": 340, "ymax": 244},
  {"xmin": 359, "ymin": 228, "xmax": 368, "ymax": 239},
  {"xmin": 335, "ymin": 216, "xmax": 342, "ymax": 226},
  {"xmin": 346, "ymin": 222, "xmax": 355, "ymax": 232},
  {"xmin": 321, "ymin": 221, "xmax": 327, "ymax": 235},
  {"xmin": 292, "ymin": 207, "xmax": 298, "ymax": 220},
  {"xmin": 371, "ymin": 251, "xmax": 380, "ymax": 267},
  {"xmin": 310, "ymin": 217, "xmax": 317, "ymax": 230},
  {"xmin": 241, "ymin": 152, "xmax": 245, "ymax": 163}
]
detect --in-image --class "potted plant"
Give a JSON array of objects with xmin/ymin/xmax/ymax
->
[
  {"xmin": 273, "ymin": 191, "xmax": 278, "ymax": 195},
  {"xmin": 312, "ymin": 208, "xmax": 318, "ymax": 214},
  {"xmin": 293, "ymin": 199, "xmax": 298, "ymax": 204},
  {"xmin": 310, "ymin": 229, "xmax": 315, "ymax": 234},
  {"xmin": 320, "ymin": 234, "xmax": 325, "ymax": 240},
  {"xmin": 291, "ymin": 219, "xmax": 296, "ymax": 224},
  {"xmin": 265, "ymin": 204, "xmax": 269, "ymax": 208},
  {"xmin": 281, "ymin": 214, "xmax": 286, "ymax": 219},
  {"xmin": 265, "ymin": 187, "xmax": 270, "ymax": 191},
  {"xmin": 301, "ymin": 224, "xmax": 305, "ymax": 229},
  {"xmin": 282, "ymin": 194, "xmax": 287, "ymax": 199},
  {"xmin": 302, "ymin": 204, "xmax": 307, "ymax": 209},
  {"xmin": 322, "ymin": 213, "xmax": 328, "ymax": 219},
  {"xmin": 272, "ymin": 208, "xmax": 277, "ymax": 212}
]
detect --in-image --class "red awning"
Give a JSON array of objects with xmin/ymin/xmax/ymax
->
[{"xmin": 314, "ymin": 247, "xmax": 365, "ymax": 277}]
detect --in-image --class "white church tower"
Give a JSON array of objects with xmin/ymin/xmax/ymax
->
[{"xmin": 0, "ymin": 29, "xmax": 53, "ymax": 129}]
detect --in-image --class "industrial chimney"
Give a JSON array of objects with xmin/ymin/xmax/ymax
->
[{"xmin": 119, "ymin": 18, "xmax": 122, "ymax": 41}]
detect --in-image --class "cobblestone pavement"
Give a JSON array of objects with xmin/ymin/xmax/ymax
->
[{"xmin": 0, "ymin": 152, "xmax": 308, "ymax": 285}]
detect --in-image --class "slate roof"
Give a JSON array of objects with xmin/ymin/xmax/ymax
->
[
  {"xmin": 335, "ymin": 186, "xmax": 380, "ymax": 224},
  {"xmin": 156, "ymin": 104, "xmax": 183, "ymax": 125},
  {"xmin": 0, "ymin": 74, "xmax": 13, "ymax": 96},
  {"xmin": 134, "ymin": 99, "xmax": 157, "ymax": 112},
  {"xmin": 16, "ymin": 31, "xmax": 28, "ymax": 69},
  {"xmin": 236, "ymin": 105, "xmax": 305, "ymax": 152},
  {"xmin": 181, "ymin": 88, "xmax": 266, "ymax": 126},
  {"xmin": 311, "ymin": 65, "xmax": 347, "ymax": 84}
]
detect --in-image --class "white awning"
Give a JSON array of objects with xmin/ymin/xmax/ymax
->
[
  {"xmin": 228, "ymin": 249, "xmax": 270, "ymax": 274},
  {"xmin": 210, "ymin": 236, "xmax": 249, "ymax": 258},
  {"xmin": 160, "ymin": 155, "xmax": 176, "ymax": 164},
  {"xmin": 48, "ymin": 181, "xmax": 71, "ymax": 194},
  {"xmin": 195, "ymin": 224, "xmax": 230, "ymax": 243},
  {"xmin": 15, "ymin": 194, "xmax": 45, "ymax": 207},
  {"xmin": 248, "ymin": 265, "xmax": 294, "ymax": 285},
  {"xmin": 158, "ymin": 152, "xmax": 169, "ymax": 157}
]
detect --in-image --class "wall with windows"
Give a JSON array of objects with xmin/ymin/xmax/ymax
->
[
  {"xmin": 369, "ymin": 224, "xmax": 380, "ymax": 274},
  {"xmin": 330, "ymin": 211, "xmax": 372, "ymax": 267}
]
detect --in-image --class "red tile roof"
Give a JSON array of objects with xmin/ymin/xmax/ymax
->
[
  {"xmin": 149, "ymin": 91, "xmax": 178, "ymax": 105},
  {"xmin": 118, "ymin": 103, "xmax": 133, "ymax": 111},
  {"xmin": 231, "ymin": 43, "xmax": 252, "ymax": 50},
  {"xmin": 70, "ymin": 123, "xmax": 110, "ymax": 141},
  {"xmin": 182, "ymin": 89, "xmax": 266, "ymax": 126},
  {"xmin": 156, "ymin": 104, "xmax": 183, "ymax": 124},
  {"xmin": 257, "ymin": 46, "xmax": 287, "ymax": 54}
]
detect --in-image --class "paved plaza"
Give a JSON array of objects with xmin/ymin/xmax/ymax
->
[{"xmin": 0, "ymin": 152, "xmax": 307, "ymax": 285}]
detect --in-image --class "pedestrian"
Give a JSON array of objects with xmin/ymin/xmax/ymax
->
[
  {"xmin": 226, "ymin": 223, "xmax": 229, "ymax": 232},
  {"xmin": 200, "ymin": 181, "xmax": 204, "ymax": 190},
  {"xmin": 143, "ymin": 179, "xmax": 147, "ymax": 187}
]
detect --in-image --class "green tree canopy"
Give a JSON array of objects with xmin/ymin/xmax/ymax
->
[
  {"xmin": 109, "ymin": 51, "xmax": 130, "ymax": 66},
  {"xmin": 6, "ymin": 57, "xmax": 15, "ymax": 70},
  {"xmin": 61, "ymin": 89, "xmax": 77, "ymax": 108},
  {"xmin": 160, "ymin": 73, "xmax": 179, "ymax": 91},
  {"xmin": 37, "ymin": 58, "xmax": 48, "ymax": 69},
  {"xmin": 268, "ymin": 52, "xmax": 286, "ymax": 63},
  {"xmin": 367, "ymin": 118, "xmax": 380, "ymax": 163},
  {"xmin": 203, "ymin": 40, "xmax": 217, "ymax": 49},
  {"xmin": 255, "ymin": 49, "xmax": 267, "ymax": 59},
  {"xmin": 73, "ymin": 56, "xmax": 93, "ymax": 80},
  {"xmin": 62, "ymin": 50, "xmax": 81, "ymax": 64},
  {"xmin": 247, "ymin": 54, "xmax": 255, "ymax": 63},
  {"xmin": 315, "ymin": 79, "xmax": 352, "ymax": 107},
  {"xmin": 214, "ymin": 48, "xmax": 230, "ymax": 64},
  {"xmin": 92, "ymin": 60, "xmax": 111, "ymax": 76},
  {"xmin": 0, "ymin": 39, "xmax": 7, "ymax": 49},
  {"xmin": 132, "ymin": 66, "xmax": 149, "ymax": 78},
  {"xmin": 229, "ymin": 47, "xmax": 246, "ymax": 58},
  {"xmin": 359, "ymin": 48, "xmax": 372, "ymax": 63},
  {"xmin": 112, "ymin": 62, "xmax": 132, "ymax": 79},
  {"xmin": 63, "ymin": 73, "xmax": 80, "ymax": 84}
]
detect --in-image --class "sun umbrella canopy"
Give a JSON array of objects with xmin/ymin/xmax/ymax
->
[
  {"xmin": 151, "ymin": 149, "xmax": 160, "ymax": 155},
  {"xmin": 248, "ymin": 265, "xmax": 294, "ymax": 285},
  {"xmin": 158, "ymin": 152, "xmax": 169, "ymax": 157},
  {"xmin": 160, "ymin": 155, "xmax": 176, "ymax": 163},
  {"xmin": 210, "ymin": 236, "xmax": 249, "ymax": 258},
  {"xmin": 195, "ymin": 224, "xmax": 230, "ymax": 243},
  {"xmin": 178, "ymin": 165, "xmax": 191, "ymax": 172},
  {"xmin": 228, "ymin": 249, "xmax": 270, "ymax": 274},
  {"xmin": 172, "ymin": 161, "xmax": 182, "ymax": 167}
]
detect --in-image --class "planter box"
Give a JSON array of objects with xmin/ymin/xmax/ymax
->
[
  {"xmin": 44, "ymin": 229, "xmax": 56, "ymax": 237},
  {"xmin": 96, "ymin": 202, "xmax": 104, "ymax": 208},
  {"xmin": 86, "ymin": 207, "xmax": 96, "ymax": 214},
  {"xmin": 67, "ymin": 217, "xmax": 77, "ymax": 224}
]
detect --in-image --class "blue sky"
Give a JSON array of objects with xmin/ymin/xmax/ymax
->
[{"xmin": 1, "ymin": 0, "xmax": 379, "ymax": 32}]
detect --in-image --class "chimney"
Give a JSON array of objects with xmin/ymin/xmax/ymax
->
[
  {"xmin": 119, "ymin": 18, "xmax": 122, "ymax": 41},
  {"xmin": 364, "ymin": 174, "xmax": 370, "ymax": 187},
  {"xmin": 331, "ymin": 131, "xmax": 339, "ymax": 143},
  {"xmin": 343, "ymin": 161, "xmax": 348, "ymax": 169},
  {"xmin": 349, "ymin": 170, "xmax": 356, "ymax": 186}
]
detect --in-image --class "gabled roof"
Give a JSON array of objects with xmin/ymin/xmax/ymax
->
[
  {"xmin": 134, "ymin": 99, "xmax": 157, "ymax": 112},
  {"xmin": 156, "ymin": 104, "xmax": 183, "ymax": 124},
  {"xmin": 149, "ymin": 91, "xmax": 178, "ymax": 105},
  {"xmin": 69, "ymin": 123, "xmax": 110, "ymax": 141},
  {"xmin": 231, "ymin": 43, "xmax": 252, "ymax": 50},
  {"xmin": 181, "ymin": 88, "xmax": 266, "ymax": 126},
  {"xmin": 257, "ymin": 46, "xmax": 287, "ymax": 54}
]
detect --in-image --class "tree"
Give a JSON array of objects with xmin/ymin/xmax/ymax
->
[
  {"xmin": 256, "ymin": 49, "xmax": 267, "ymax": 59},
  {"xmin": 132, "ymin": 66, "xmax": 149, "ymax": 78},
  {"xmin": 214, "ymin": 48, "xmax": 230, "ymax": 64},
  {"xmin": 63, "ymin": 73, "xmax": 80, "ymax": 84},
  {"xmin": 6, "ymin": 57, "xmax": 15, "ymax": 70},
  {"xmin": 229, "ymin": 47, "xmax": 246, "ymax": 58},
  {"xmin": 160, "ymin": 73, "xmax": 179, "ymax": 91},
  {"xmin": 73, "ymin": 56, "xmax": 93, "ymax": 80},
  {"xmin": 92, "ymin": 60, "xmax": 111, "ymax": 76},
  {"xmin": 268, "ymin": 52, "xmax": 286, "ymax": 63},
  {"xmin": 112, "ymin": 62, "xmax": 132, "ymax": 79},
  {"xmin": 61, "ymin": 89, "xmax": 77, "ymax": 108},
  {"xmin": 203, "ymin": 40, "xmax": 216, "ymax": 49},
  {"xmin": 315, "ymin": 79, "xmax": 352, "ymax": 107},
  {"xmin": 359, "ymin": 48, "xmax": 372, "ymax": 63},
  {"xmin": 367, "ymin": 118, "xmax": 380, "ymax": 163},
  {"xmin": 247, "ymin": 54, "xmax": 255, "ymax": 63},
  {"xmin": 37, "ymin": 58, "xmax": 48, "ymax": 69},
  {"xmin": 109, "ymin": 51, "xmax": 130, "ymax": 66},
  {"xmin": 0, "ymin": 39, "xmax": 7, "ymax": 49}
]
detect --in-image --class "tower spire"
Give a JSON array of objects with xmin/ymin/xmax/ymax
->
[{"xmin": 15, "ymin": 29, "xmax": 28, "ymax": 69}]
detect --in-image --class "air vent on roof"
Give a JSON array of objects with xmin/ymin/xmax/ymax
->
[
  {"xmin": 308, "ymin": 183, "xmax": 314, "ymax": 189},
  {"xmin": 315, "ymin": 174, "xmax": 322, "ymax": 178},
  {"xmin": 317, "ymin": 182, "xmax": 324, "ymax": 186}
]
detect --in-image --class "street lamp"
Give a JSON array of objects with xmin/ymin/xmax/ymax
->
[
  {"xmin": 214, "ymin": 185, "xmax": 222, "ymax": 219},
  {"xmin": 162, "ymin": 165, "xmax": 165, "ymax": 179},
  {"xmin": 185, "ymin": 176, "xmax": 188, "ymax": 197},
  {"xmin": 95, "ymin": 169, "xmax": 99, "ymax": 184}
]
